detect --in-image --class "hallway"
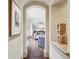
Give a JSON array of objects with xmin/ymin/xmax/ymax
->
[
  {"xmin": 8, "ymin": 0, "xmax": 70, "ymax": 59},
  {"xmin": 24, "ymin": 37, "xmax": 48, "ymax": 59},
  {"xmin": 23, "ymin": 5, "xmax": 46, "ymax": 59}
]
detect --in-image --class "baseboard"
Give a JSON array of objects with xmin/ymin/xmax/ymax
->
[
  {"xmin": 44, "ymin": 50, "xmax": 49, "ymax": 57},
  {"xmin": 20, "ymin": 56, "xmax": 23, "ymax": 59},
  {"xmin": 49, "ymin": 54, "xmax": 53, "ymax": 59},
  {"xmin": 23, "ymin": 52, "xmax": 28, "ymax": 58}
]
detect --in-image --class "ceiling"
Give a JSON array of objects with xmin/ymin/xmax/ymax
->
[
  {"xmin": 14, "ymin": 0, "xmax": 66, "ymax": 7},
  {"xmin": 53, "ymin": 0, "xmax": 66, "ymax": 5}
]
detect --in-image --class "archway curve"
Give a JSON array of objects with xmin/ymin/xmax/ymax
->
[
  {"xmin": 23, "ymin": 1, "xmax": 49, "ymax": 8},
  {"xmin": 23, "ymin": 1, "xmax": 49, "ymax": 57}
]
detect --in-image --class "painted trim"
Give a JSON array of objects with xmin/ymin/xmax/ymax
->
[
  {"xmin": 44, "ymin": 49, "xmax": 49, "ymax": 57},
  {"xmin": 23, "ymin": 51, "xmax": 28, "ymax": 58}
]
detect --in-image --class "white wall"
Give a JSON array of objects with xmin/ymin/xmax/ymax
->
[
  {"xmin": 26, "ymin": 16, "xmax": 33, "ymax": 37},
  {"xmin": 8, "ymin": 0, "xmax": 23, "ymax": 59},
  {"xmin": 9, "ymin": 36, "xmax": 23, "ymax": 59},
  {"xmin": 45, "ymin": 8, "xmax": 49, "ymax": 57},
  {"xmin": 49, "ymin": 42, "xmax": 69, "ymax": 59}
]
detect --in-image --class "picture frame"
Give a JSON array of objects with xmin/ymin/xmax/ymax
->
[{"xmin": 9, "ymin": 0, "xmax": 21, "ymax": 36}]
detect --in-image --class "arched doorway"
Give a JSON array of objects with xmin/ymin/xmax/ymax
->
[{"xmin": 23, "ymin": 1, "xmax": 49, "ymax": 58}]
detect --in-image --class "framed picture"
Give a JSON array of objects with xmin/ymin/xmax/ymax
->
[{"xmin": 9, "ymin": 0, "xmax": 21, "ymax": 36}]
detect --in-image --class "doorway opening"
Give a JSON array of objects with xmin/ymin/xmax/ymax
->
[{"xmin": 26, "ymin": 5, "xmax": 46, "ymax": 59}]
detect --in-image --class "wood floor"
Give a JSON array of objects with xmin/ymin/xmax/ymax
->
[
  {"xmin": 24, "ymin": 57, "xmax": 49, "ymax": 59},
  {"xmin": 23, "ymin": 47, "xmax": 49, "ymax": 59},
  {"xmin": 24, "ymin": 38, "xmax": 49, "ymax": 59}
]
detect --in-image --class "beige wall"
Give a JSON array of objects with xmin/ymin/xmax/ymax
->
[
  {"xmin": 51, "ymin": 1, "xmax": 67, "ymax": 42},
  {"xmin": 49, "ymin": 1, "xmax": 70, "ymax": 59},
  {"xmin": 8, "ymin": 0, "xmax": 23, "ymax": 59}
]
